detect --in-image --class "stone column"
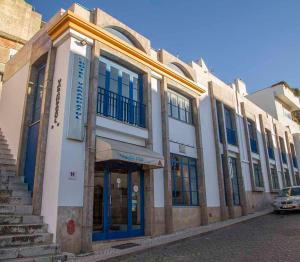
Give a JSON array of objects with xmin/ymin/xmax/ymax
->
[
  {"xmin": 191, "ymin": 98, "xmax": 208, "ymax": 225},
  {"xmin": 259, "ymin": 114, "xmax": 273, "ymax": 192},
  {"xmin": 32, "ymin": 46, "xmax": 57, "ymax": 215},
  {"xmin": 274, "ymin": 124, "xmax": 285, "ymax": 187},
  {"xmin": 81, "ymin": 41, "xmax": 99, "ymax": 253},
  {"xmin": 160, "ymin": 76, "xmax": 173, "ymax": 233},
  {"xmin": 285, "ymin": 131, "xmax": 296, "ymax": 186},
  {"xmin": 208, "ymin": 82, "xmax": 227, "ymax": 220}
]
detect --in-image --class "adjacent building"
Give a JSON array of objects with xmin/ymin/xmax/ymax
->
[
  {"xmin": 0, "ymin": 3, "xmax": 300, "ymax": 255},
  {"xmin": 0, "ymin": 0, "xmax": 42, "ymax": 96}
]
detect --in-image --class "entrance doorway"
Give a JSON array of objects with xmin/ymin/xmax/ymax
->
[
  {"xmin": 93, "ymin": 165, "xmax": 144, "ymax": 241},
  {"xmin": 24, "ymin": 64, "xmax": 46, "ymax": 192}
]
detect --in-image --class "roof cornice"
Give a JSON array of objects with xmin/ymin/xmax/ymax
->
[{"xmin": 47, "ymin": 10, "xmax": 205, "ymax": 94}]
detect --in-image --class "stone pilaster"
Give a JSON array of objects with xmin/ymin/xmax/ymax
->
[
  {"xmin": 160, "ymin": 76, "xmax": 173, "ymax": 233},
  {"xmin": 208, "ymin": 82, "xmax": 227, "ymax": 220},
  {"xmin": 81, "ymin": 41, "xmax": 99, "ymax": 253},
  {"xmin": 274, "ymin": 124, "xmax": 285, "ymax": 187},
  {"xmin": 191, "ymin": 98, "xmax": 208, "ymax": 225}
]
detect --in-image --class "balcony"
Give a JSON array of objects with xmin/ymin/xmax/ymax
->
[
  {"xmin": 97, "ymin": 87, "xmax": 146, "ymax": 128},
  {"xmin": 226, "ymin": 128, "xmax": 237, "ymax": 146},
  {"xmin": 268, "ymin": 147, "xmax": 275, "ymax": 160},
  {"xmin": 273, "ymin": 83, "xmax": 300, "ymax": 111},
  {"xmin": 281, "ymin": 152, "xmax": 288, "ymax": 164},
  {"xmin": 250, "ymin": 138, "xmax": 258, "ymax": 154}
]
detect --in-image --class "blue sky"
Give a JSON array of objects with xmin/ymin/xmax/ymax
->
[{"xmin": 28, "ymin": 0, "xmax": 300, "ymax": 93}]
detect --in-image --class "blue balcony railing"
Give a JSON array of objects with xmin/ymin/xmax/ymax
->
[
  {"xmin": 292, "ymin": 156, "xmax": 298, "ymax": 168},
  {"xmin": 250, "ymin": 138, "xmax": 258, "ymax": 154},
  {"xmin": 226, "ymin": 128, "xmax": 237, "ymax": 145},
  {"xmin": 281, "ymin": 152, "xmax": 288, "ymax": 164},
  {"xmin": 97, "ymin": 87, "xmax": 146, "ymax": 128},
  {"xmin": 268, "ymin": 147, "xmax": 275, "ymax": 160}
]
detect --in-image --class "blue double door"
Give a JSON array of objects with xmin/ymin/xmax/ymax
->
[{"xmin": 93, "ymin": 168, "xmax": 144, "ymax": 241}]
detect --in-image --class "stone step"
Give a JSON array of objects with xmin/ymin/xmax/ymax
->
[
  {"xmin": 0, "ymin": 189, "xmax": 30, "ymax": 198},
  {"xmin": 0, "ymin": 164, "xmax": 16, "ymax": 173},
  {"xmin": 0, "ymin": 215, "xmax": 43, "ymax": 225},
  {"xmin": 0, "ymin": 151, "xmax": 13, "ymax": 158},
  {"xmin": 0, "ymin": 176, "xmax": 24, "ymax": 184},
  {"xmin": 5, "ymin": 254, "xmax": 66, "ymax": 262},
  {"xmin": 0, "ymin": 147, "xmax": 11, "ymax": 154},
  {"xmin": 0, "ymin": 232, "xmax": 53, "ymax": 248},
  {"xmin": 0, "ymin": 205, "xmax": 32, "ymax": 215},
  {"xmin": 0, "ymin": 243, "xmax": 60, "ymax": 261},
  {"xmin": 0, "ymin": 183, "xmax": 28, "ymax": 191},
  {"xmin": 0, "ymin": 224, "xmax": 48, "ymax": 235},
  {"xmin": 0, "ymin": 158, "xmax": 15, "ymax": 165},
  {"xmin": 0, "ymin": 196, "xmax": 32, "ymax": 205}
]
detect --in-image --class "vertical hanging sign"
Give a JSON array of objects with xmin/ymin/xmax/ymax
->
[{"xmin": 67, "ymin": 53, "xmax": 89, "ymax": 141}]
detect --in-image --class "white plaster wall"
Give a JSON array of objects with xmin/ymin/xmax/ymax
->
[
  {"xmin": 42, "ymin": 38, "xmax": 71, "ymax": 239},
  {"xmin": 151, "ymin": 77, "xmax": 164, "ymax": 207},
  {"xmin": 0, "ymin": 63, "xmax": 30, "ymax": 159},
  {"xmin": 42, "ymin": 36, "xmax": 91, "ymax": 239},
  {"xmin": 169, "ymin": 118, "xmax": 197, "ymax": 158},
  {"xmin": 96, "ymin": 116, "xmax": 148, "ymax": 147},
  {"xmin": 199, "ymin": 93, "xmax": 220, "ymax": 207}
]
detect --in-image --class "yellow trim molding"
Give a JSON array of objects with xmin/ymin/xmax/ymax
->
[{"xmin": 48, "ymin": 10, "xmax": 205, "ymax": 94}]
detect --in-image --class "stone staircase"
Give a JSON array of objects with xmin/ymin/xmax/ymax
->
[{"xmin": 0, "ymin": 129, "xmax": 66, "ymax": 261}]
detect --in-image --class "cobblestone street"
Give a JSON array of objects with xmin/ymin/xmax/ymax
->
[{"xmin": 108, "ymin": 212, "xmax": 300, "ymax": 262}]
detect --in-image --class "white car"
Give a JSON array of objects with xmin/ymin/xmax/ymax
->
[{"xmin": 273, "ymin": 186, "xmax": 300, "ymax": 213}]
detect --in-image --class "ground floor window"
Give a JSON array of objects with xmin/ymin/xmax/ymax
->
[
  {"xmin": 228, "ymin": 157, "xmax": 240, "ymax": 206},
  {"xmin": 295, "ymin": 172, "xmax": 300, "ymax": 186},
  {"xmin": 171, "ymin": 154, "xmax": 199, "ymax": 206},
  {"xmin": 253, "ymin": 162, "xmax": 264, "ymax": 188},
  {"xmin": 284, "ymin": 169, "xmax": 292, "ymax": 187},
  {"xmin": 270, "ymin": 167, "xmax": 280, "ymax": 190}
]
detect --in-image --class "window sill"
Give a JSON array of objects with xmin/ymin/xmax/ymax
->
[
  {"xmin": 168, "ymin": 116, "xmax": 193, "ymax": 126},
  {"xmin": 96, "ymin": 114, "xmax": 147, "ymax": 130},
  {"xmin": 252, "ymin": 187, "xmax": 265, "ymax": 192},
  {"xmin": 172, "ymin": 205, "xmax": 200, "ymax": 208}
]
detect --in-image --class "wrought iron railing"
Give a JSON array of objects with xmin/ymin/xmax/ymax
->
[{"xmin": 97, "ymin": 87, "xmax": 146, "ymax": 128}]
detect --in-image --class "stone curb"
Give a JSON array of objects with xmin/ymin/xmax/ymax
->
[{"xmin": 71, "ymin": 209, "xmax": 272, "ymax": 262}]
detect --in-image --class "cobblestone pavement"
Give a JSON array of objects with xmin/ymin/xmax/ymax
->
[{"xmin": 108, "ymin": 212, "xmax": 300, "ymax": 262}]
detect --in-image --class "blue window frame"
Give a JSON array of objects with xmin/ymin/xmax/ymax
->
[
  {"xmin": 247, "ymin": 119, "xmax": 258, "ymax": 154},
  {"xmin": 171, "ymin": 154, "xmax": 199, "ymax": 206},
  {"xmin": 253, "ymin": 162, "xmax": 264, "ymax": 188},
  {"xmin": 167, "ymin": 89, "xmax": 192, "ymax": 124},
  {"xmin": 216, "ymin": 100, "xmax": 224, "ymax": 143},
  {"xmin": 265, "ymin": 129, "xmax": 274, "ymax": 160},
  {"xmin": 97, "ymin": 57, "xmax": 145, "ymax": 127},
  {"xmin": 228, "ymin": 157, "xmax": 240, "ymax": 206},
  {"xmin": 224, "ymin": 106, "xmax": 237, "ymax": 146},
  {"xmin": 279, "ymin": 137, "xmax": 287, "ymax": 164}
]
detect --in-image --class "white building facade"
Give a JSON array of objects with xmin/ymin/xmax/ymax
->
[{"xmin": 0, "ymin": 3, "xmax": 300, "ymax": 254}]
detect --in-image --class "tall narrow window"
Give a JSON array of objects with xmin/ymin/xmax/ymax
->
[
  {"xmin": 279, "ymin": 137, "xmax": 287, "ymax": 164},
  {"xmin": 290, "ymin": 143, "xmax": 298, "ymax": 168},
  {"xmin": 284, "ymin": 169, "xmax": 291, "ymax": 187},
  {"xmin": 265, "ymin": 129, "xmax": 274, "ymax": 160},
  {"xmin": 167, "ymin": 89, "xmax": 192, "ymax": 124},
  {"xmin": 171, "ymin": 154, "xmax": 199, "ymax": 206},
  {"xmin": 97, "ymin": 57, "xmax": 145, "ymax": 127},
  {"xmin": 228, "ymin": 157, "xmax": 240, "ymax": 205},
  {"xmin": 247, "ymin": 119, "xmax": 258, "ymax": 154},
  {"xmin": 216, "ymin": 100, "xmax": 223, "ymax": 143},
  {"xmin": 224, "ymin": 106, "xmax": 237, "ymax": 146},
  {"xmin": 253, "ymin": 162, "xmax": 264, "ymax": 188}
]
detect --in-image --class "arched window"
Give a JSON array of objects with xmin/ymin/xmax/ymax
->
[
  {"xmin": 104, "ymin": 27, "xmax": 136, "ymax": 47},
  {"xmin": 168, "ymin": 62, "xmax": 193, "ymax": 80}
]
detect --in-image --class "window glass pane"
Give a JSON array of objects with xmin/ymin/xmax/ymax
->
[
  {"xmin": 98, "ymin": 62, "xmax": 106, "ymax": 89},
  {"xmin": 132, "ymin": 77, "xmax": 138, "ymax": 101},
  {"xmin": 110, "ymin": 67, "xmax": 118, "ymax": 94},
  {"xmin": 122, "ymin": 72, "xmax": 130, "ymax": 98},
  {"xmin": 183, "ymin": 177, "xmax": 190, "ymax": 205}
]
